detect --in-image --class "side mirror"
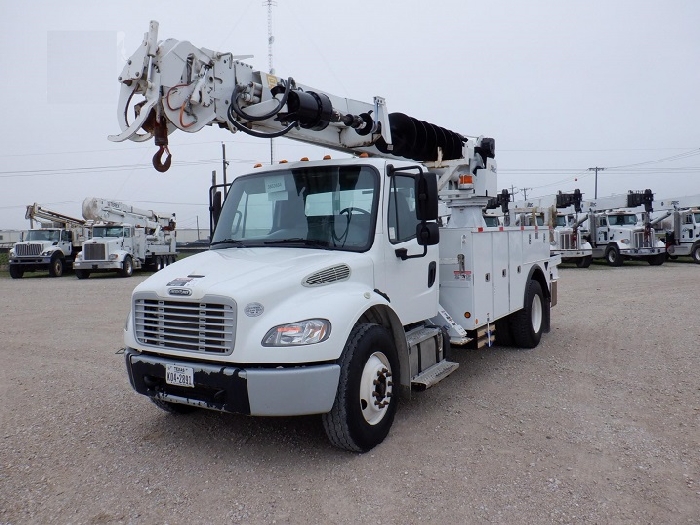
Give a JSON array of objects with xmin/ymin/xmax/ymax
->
[
  {"xmin": 416, "ymin": 222, "xmax": 439, "ymax": 246},
  {"xmin": 415, "ymin": 172, "xmax": 438, "ymax": 221}
]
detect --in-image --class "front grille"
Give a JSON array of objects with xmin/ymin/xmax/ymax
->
[
  {"xmin": 558, "ymin": 232, "xmax": 575, "ymax": 250},
  {"xmin": 633, "ymin": 231, "xmax": 654, "ymax": 248},
  {"xmin": 84, "ymin": 243, "xmax": 106, "ymax": 260},
  {"xmin": 15, "ymin": 243, "xmax": 42, "ymax": 256},
  {"xmin": 133, "ymin": 294, "xmax": 236, "ymax": 354}
]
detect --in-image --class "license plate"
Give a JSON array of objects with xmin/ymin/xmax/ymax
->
[{"xmin": 165, "ymin": 364, "xmax": 194, "ymax": 388}]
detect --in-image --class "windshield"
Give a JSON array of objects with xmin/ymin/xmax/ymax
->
[
  {"xmin": 211, "ymin": 165, "xmax": 379, "ymax": 251},
  {"xmin": 555, "ymin": 215, "xmax": 568, "ymax": 227},
  {"xmin": 608, "ymin": 214, "xmax": 637, "ymax": 226},
  {"xmin": 483, "ymin": 215, "xmax": 499, "ymax": 227},
  {"xmin": 93, "ymin": 226, "xmax": 126, "ymax": 238},
  {"xmin": 694, "ymin": 212, "xmax": 700, "ymax": 224},
  {"xmin": 26, "ymin": 229, "xmax": 60, "ymax": 242}
]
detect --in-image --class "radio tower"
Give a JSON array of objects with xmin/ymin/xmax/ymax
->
[{"xmin": 265, "ymin": 0, "xmax": 277, "ymax": 164}]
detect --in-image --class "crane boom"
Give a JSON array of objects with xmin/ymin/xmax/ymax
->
[
  {"xmin": 108, "ymin": 20, "xmax": 495, "ymax": 179},
  {"xmin": 82, "ymin": 198, "xmax": 175, "ymax": 231}
]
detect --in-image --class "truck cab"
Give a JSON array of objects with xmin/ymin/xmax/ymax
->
[{"xmin": 9, "ymin": 228, "xmax": 75, "ymax": 278}]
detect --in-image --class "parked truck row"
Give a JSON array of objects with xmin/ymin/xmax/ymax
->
[{"xmin": 8, "ymin": 198, "xmax": 177, "ymax": 278}]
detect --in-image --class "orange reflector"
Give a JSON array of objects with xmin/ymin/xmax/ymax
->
[
  {"xmin": 300, "ymin": 157, "xmax": 309, "ymax": 161},
  {"xmin": 464, "ymin": 312, "xmax": 471, "ymax": 319},
  {"xmin": 253, "ymin": 163, "xmax": 263, "ymax": 168},
  {"xmin": 477, "ymin": 227, "xmax": 483, "ymax": 232},
  {"xmin": 279, "ymin": 159, "xmax": 288, "ymax": 164},
  {"xmin": 323, "ymin": 155, "xmax": 332, "ymax": 160},
  {"xmin": 459, "ymin": 174, "xmax": 473, "ymax": 185},
  {"xmin": 359, "ymin": 152, "xmax": 369, "ymax": 158}
]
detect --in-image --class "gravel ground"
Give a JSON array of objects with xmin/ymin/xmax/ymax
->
[{"xmin": 1, "ymin": 262, "xmax": 699, "ymax": 524}]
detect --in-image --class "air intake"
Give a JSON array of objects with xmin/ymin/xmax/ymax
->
[{"xmin": 303, "ymin": 264, "xmax": 351, "ymax": 287}]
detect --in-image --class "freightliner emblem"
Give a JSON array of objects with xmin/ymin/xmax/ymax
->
[{"xmin": 168, "ymin": 288, "xmax": 192, "ymax": 296}]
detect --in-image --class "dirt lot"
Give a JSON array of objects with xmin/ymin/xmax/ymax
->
[{"xmin": 1, "ymin": 262, "xmax": 699, "ymax": 524}]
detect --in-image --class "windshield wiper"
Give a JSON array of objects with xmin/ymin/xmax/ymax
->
[
  {"xmin": 263, "ymin": 238, "xmax": 331, "ymax": 248},
  {"xmin": 210, "ymin": 239, "xmax": 246, "ymax": 247}
]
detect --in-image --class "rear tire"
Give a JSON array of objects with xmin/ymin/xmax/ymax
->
[
  {"xmin": 511, "ymin": 279, "xmax": 544, "ymax": 349},
  {"xmin": 605, "ymin": 245, "xmax": 623, "ymax": 267},
  {"xmin": 150, "ymin": 398, "xmax": 198, "ymax": 414},
  {"xmin": 48, "ymin": 255, "xmax": 64, "ymax": 277},
  {"xmin": 322, "ymin": 324, "xmax": 399, "ymax": 452},
  {"xmin": 9, "ymin": 265, "xmax": 24, "ymax": 279},
  {"xmin": 75, "ymin": 269, "xmax": 91, "ymax": 279}
]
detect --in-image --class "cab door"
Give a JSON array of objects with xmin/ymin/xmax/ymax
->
[{"xmin": 381, "ymin": 172, "xmax": 439, "ymax": 324}]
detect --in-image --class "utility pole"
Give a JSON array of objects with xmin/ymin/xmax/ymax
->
[
  {"xmin": 222, "ymin": 143, "xmax": 229, "ymax": 196},
  {"xmin": 510, "ymin": 185, "xmax": 520, "ymax": 199},
  {"xmin": 264, "ymin": 0, "xmax": 277, "ymax": 164},
  {"xmin": 588, "ymin": 167, "xmax": 605, "ymax": 199},
  {"xmin": 521, "ymin": 187, "xmax": 532, "ymax": 200}
]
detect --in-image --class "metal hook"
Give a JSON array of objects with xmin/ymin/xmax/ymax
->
[{"xmin": 153, "ymin": 145, "xmax": 172, "ymax": 172}]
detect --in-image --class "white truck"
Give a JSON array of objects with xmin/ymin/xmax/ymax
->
[
  {"xmin": 652, "ymin": 194, "xmax": 700, "ymax": 263},
  {"xmin": 8, "ymin": 204, "xmax": 90, "ymax": 278},
  {"xmin": 513, "ymin": 190, "xmax": 593, "ymax": 268},
  {"xmin": 109, "ymin": 21, "xmax": 560, "ymax": 452},
  {"xmin": 580, "ymin": 190, "xmax": 666, "ymax": 266},
  {"xmin": 74, "ymin": 198, "xmax": 177, "ymax": 278}
]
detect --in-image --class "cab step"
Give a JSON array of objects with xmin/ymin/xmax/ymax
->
[{"xmin": 411, "ymin": 360, "xmax": 459, "ymax": 391}]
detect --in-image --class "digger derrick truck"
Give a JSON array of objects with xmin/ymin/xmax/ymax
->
[
  {"xmin": 8, "ymin": 204, "xmax": 89, "ymax": 278},
  {"xmin": 110, "ymin": 21, "xmax": 560, "ymax": 452},
  {"xmin": 512, "ymin": 190, "xmax": 593, "ymax": 268},
  {"xmin": 652, "ymin": 194, "xmax": 700, "ymax": 263},
  {"xmin": 580, "ymin": 189, "xmax": 666, "ymax": 266},
  {"xmin": 74, "ymin": 198, "xmax": 177, "ymax": 278}
]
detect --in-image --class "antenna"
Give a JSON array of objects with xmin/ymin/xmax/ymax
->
[{"xmin": 264, "ymin": 0, "xmax": 277, "ymax": 164}]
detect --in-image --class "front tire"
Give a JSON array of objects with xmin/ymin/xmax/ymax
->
[
  {"xmin": 9, "ymin": 265, "xmax": 24, "ymax": 279},
  {"xmin": 322, "ymin": 324, "xmax": 399, "ymax": 452},
  {"xmin": 648, "ymin": 253, "xmax": 665, "ymax": 266},
  {"xmin": 75, "ymin": 269, "xmax": 91, "ymax": 279},
  {"xmin": 605, "ymin": 245, "xmax": 623, "ymax": 267},
  {"xmin": 48, "ymin": 255, "xmax": 64, "ymax": 277},
  {"xmin": 692, "ymin": 244, "xmax": 700, "ymax": 264},
  {"xmin": 576, "ymin": 255, "xmax": 592, "ymax": 268},
  {"xmin": 511, "ymin": 279, "xmax": 545, "ymax": 349},
  {"xmin": 120, "ymin": 256, "xmax": 134, "ymax": 277}
]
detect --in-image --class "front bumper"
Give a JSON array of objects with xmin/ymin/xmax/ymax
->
[
  {"xmin": 74, "ymin": 260, "xmax": 122, "ymax": 270},
  {"xmin": 124, "ymin": 348, "xmax": 341, "ymax": 416},
  {"xmin": 10, "ymin": 256, "xmax": 52, "ymax": 266},
  {"xmin": 620, "ymin": 247, "xmax": 664, "ymax": 256}
]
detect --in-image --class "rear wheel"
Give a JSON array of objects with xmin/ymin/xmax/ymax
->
[
  {"xmin": 511, "ymin": 279, "xmax": 545, "ymax": 349},
  {"xmin": 322, "ymin": 324, "xmax": 399, "ymax": 452},
  {"xmin": 576, "ymin": 255, "xmax": 592, "ymax": 268},
  {"xmin": 605, "ymin": 245, "xmax": 623, "ymax": 267},
  {"xmin": 9, "ymin": 265, "xmax": 24, "ymax": 279},
  {"xmin": 120, "ymin": 256, "xmax": 134, "ymax": 277},
  {"xmin": 48, "ymin": 255, "xmax": 64, "ymax": 277},
  {"xmin": 75, "ymin": 269, "xmax": 91, "ymax": 279}
]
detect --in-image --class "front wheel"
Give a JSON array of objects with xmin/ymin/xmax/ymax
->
[
  {"xmin": 576, "ymin": 255, "xmax": 592, "ymax": 268},
  {"xmin": 48, "ymin": 255, "xmax": 64, "ymax": 277},
  {"xmin": 692, "ymin": 244, "xmax": 700, "ymax": 264},
  {"xmin": 511, "ymin": 279, "xmax": 545, "ymax": 349},
  {"xmin": 605, "ymin": 245, "xmax": 623, "ymax": 267},
  {"xmin": 322, "ymin": 324, "xmax": 399, "ymax": 452},
  {"xmin": 120, "ymin": 256, "xmax": 134, "ymax": 277},
  {"xmin": 648, "ymin": 253, "xmax": 665, "ymax": 266},
  {"xmin": 75, "ymin": 269, "xmax": 91, "ymax": 279},
  {"xmin": 9, "ymin": 265, "xmax": 24, "ymax": 279}
]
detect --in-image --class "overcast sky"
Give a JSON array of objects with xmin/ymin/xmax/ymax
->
[{"xmin": 1, "ymin": 0, "xmax": 699, "ymax": 231}]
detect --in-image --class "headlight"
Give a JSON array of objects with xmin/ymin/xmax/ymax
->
[
  {"xmin": 262, "ymin": 319, "xmax": 331, "ymax": 346},
  {"xmin": 109, "ymin": 254, "xmax": 119, "ymax": 260},
  {"xmin": 41, "ymin": 250, "xmax": 51, "ymax": 256},
  {"xmin": 620, "ymin": 239, "xmax": 630, "ymax": 244},
  {"xmin": 9, "ymin": 249, "xmax": 15, "ymax": 256}
]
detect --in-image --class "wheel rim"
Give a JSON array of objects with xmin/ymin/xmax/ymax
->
[
  {"xmin": 531, "ymin": 294, "xmax": 543, "ymax": 333},
  {"xmin": 359, "ymin": 351, "xmax": 393, "ymax": 426}
]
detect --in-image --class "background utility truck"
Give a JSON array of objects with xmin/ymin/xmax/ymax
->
[
  {"xmin": 651, "ymin": 194, "xmax": 700, "ymax": 263},
  {"xmin": 74, "ymin": 198, "xmax": 177, "ymax": 278},
  {"xmin": 109, "ymin": 21, "xmax": 560, "ymax": 452},
  {"xmin": 512, "ymin": 190, "xmax": 593, "ymax": 268},
  {"xmin": 581, "ymin": 190, "xmax": 666, "ymax": 266},
  {"xmin": 9, "ymin": 204, "xmax": 90, "ymax": 278}
]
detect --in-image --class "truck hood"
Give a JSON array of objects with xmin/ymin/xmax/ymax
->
[{"xmin": 133, "ymin": 247, "xmax": 375, "ymax": 303}]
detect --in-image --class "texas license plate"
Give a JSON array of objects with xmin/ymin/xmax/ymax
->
[{"xmin": 165, "ymin": 364, "xmax": 194, "ymax": 388}]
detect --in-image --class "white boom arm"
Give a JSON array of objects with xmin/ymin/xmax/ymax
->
[
  {"xmin": 25, "ymin": 203, "xmax": 86, "ymax": 229},
  {"xmin": 654, "ymin": 194, "xmax": 700, "ymax": 211},
  {"xmin": 108, "ymin": 20, "xmax": 496, "ymax": 195},
  {"xmin": 581, "ymin": 190, "xmax": 654, "ymax": 213},
  {"xmin": 82, "ymin": 197, "xmax": 175, "ymax": 231}
]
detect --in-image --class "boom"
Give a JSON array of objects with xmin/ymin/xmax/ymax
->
[
  {"xmin": 82, "ymin": 197, "xmax": 175, "ymax": 232},
  {"xmin": 25, "ymin": 203, "xmax": 86, "ymax": 229},
  {"xmin": 108, "ymin": 20, "xmax": 495, "ymax": 192}
]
